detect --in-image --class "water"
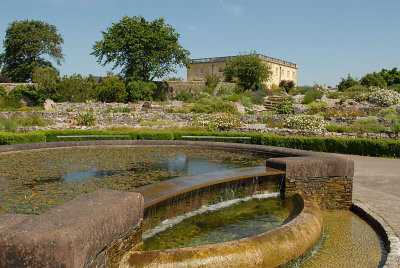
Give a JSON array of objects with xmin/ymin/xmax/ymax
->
[{"xmin": 142, "ymin": 193, "xmax": 294, "ymax": 250}]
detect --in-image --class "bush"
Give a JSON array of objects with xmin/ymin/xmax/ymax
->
[
  {"xmin": 77, "ymin": 110, "xmax": 96, "ymax": 126},
  {"xmin": 96, "ymin": 77, "xmax": 128, "ymax": 103},
  {"xmin": 293, "ymin": 86, "xmax": 313, "ymax": 95},
  {"xmin": 302, "ymin": 90, "xmax": 323, "ymax": 104},
  {"xmin": 388, "ymin": 84, "xmax": 400, "ymax": 93},
  {"xmin": 56, "ymin": 74, "xmax": 97, "ymax": 102},
  {"xmin": 279, "ymin": 80, "xmax": 295, "ymax": 93},
  {"xmin": 337, "ymin": 74, "xmax": 359, "ymax": 91},
  {"xmin": 0, "ymin": 117, "xmax": 20, "ymax": 132},
  {"xmin": 323, "ymin": 109, "xmax": 360, "ymax": 117},
  {"xmin": 18, "ymin": 113, "xmax": 48, "ymax": 127},
  {"xmin": 193, "ymin": 113, "xmax": 242, "ymax": 131},
  {"xmin": 391, "ymin": 118, "xmax": 400, "ymax": 134},
  {"xmin": 360, "ymin": 72, "xmax": 387, "ymax": 88},
  {"xmin": 377, "ymin": 109, "xmax": 398, "ymax": 118},
  {"xmin": 0, "ymin": 131, "xmax": 46, "ymax": 145},
  {"xmin": 345, "ymin": 85, "xmax": 369, "ymax": 92},
  {"xmin": 305, "ymin": 102, "xmax": 330, "ymax": 108},
  {"xmin": 272, "ymin": 97, "xmax": 295, "ymax": 114},
  {"xmin": 31, "ymin": 66, "xmax": 60, "ymax": 102},
  {"xmin": 284, "ymin": 115, "xmax": 327, "ymax": 132},
  {"xmin": 176, "ymin": 92, "xmax": 192, "ymax": 102},
  {"xmin": 263, "ymin": 117, "xmax": 284, "ymax": 128},
  {"xmin": 348, "ymin": 119, "xmax": 387, "ymax": 134},
  {"xmin": 205, "ymin": 74, "xmax": 219, "ymax": 90},
  {"xmin": 126, "ymin": 80, "xmax": 156, "ymax": 102},
  {"xmin": 368, "ymin": 88, "xmax": 400, "ymax": 106},
  {"xmin": 240, "ymin": 95, "xmax": 253, "ymax": 109},
  {"xmin": 0, "ymin": 85, "xmax": 7, "ymax": 97},
  {"xmin": 326, "ymin": 124, "xmax": 348, "ymax": 133},
  {"xmin": 245, "ymin": 90, "xmax": 267, "ymax": 105},
  {"xmin": 190, "ymin": 98, "xmax": 237, "ymax": 114}
]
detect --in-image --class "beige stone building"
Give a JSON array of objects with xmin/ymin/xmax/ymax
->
[{"xmin": 187, "ymin": 54, "xmax": 297, "ymax": 87}]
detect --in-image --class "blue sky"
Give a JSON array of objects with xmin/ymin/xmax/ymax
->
[{"xmin": 1, "ymin": 0, "xmax": 399, "ymax": 86}]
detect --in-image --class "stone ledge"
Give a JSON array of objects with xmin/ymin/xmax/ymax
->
[{"xmin": 0, "ymin": 190, "xmax": 143, "ymax": 268}]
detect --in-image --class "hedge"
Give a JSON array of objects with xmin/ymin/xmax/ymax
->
[{"xmin": 0, "ymin": 130, "xmax": 399, "ymax": 157}]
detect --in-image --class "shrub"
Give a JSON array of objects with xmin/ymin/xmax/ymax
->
[
  {"xmin": 0, "ymin": 85, "xmax": 7, "ymax": 97},
  {"xmin": 245, "ymin": 90, "xmax": 267, "ymax": 105},
  {"xmin": 126, "ymin": 80, "xmax": 155, "ymax": 102},
  {"xmin": 0, "ymin": 131, "xmax": 46, "ymax": 145},
  {"xmin": 193, "ymin": 113, "xmax": 242, "ymax": 131},
  {"xmin": 77, "ymin": 110, "xmax": 96, "ymax": 126},
  {"xmin": 190, "ymin": 98, "xmax": 237, "ymax": 114},
  {"xmin": 97, "ymin": 77, "xmax": 128, "ymax": 103},
  {"xmin": 345, "ymin": 85, "xmax": 369, "ymax": 92},
  {"xmin": 224, "ymin": 93, "xmax": 241, "ymax": 102},
  {"xmin": 56, "ymin": 74, "xmax": 97, "ymax": 102},
  {"xmin": 176, "ymin": 92, "xmax": 192, "ymax": 102},
  {"xmin": 307, "ymin": 106, "xmax": 320, "ymax": 115},
  {"xmin": 240, "ymin": 95, "xmax": 253, "ymax": 109},
  {"xmin": 360, "ymin": 72, "xmax": 387, "ymax": 88},
  {"xmin": 272, "ymin": 97, "xmax": 295, "ymax": 114},
  {"xmin": 279, "ymin": 80, "xmax": 295, "ymax": 93},
  {"xmin": 301, "ymin": 90, "xmax": 323, "ymax": 104},
  {"xmin": 284, "ymin": 115, "xmax": 327, "ymax": 132},
  {"xmin": 263, "ymin": 117, "xmax": 284, "ymax": 128},
  {"xmin": 388, "ymin": 84, "xmax": 400, "ymax": 93},
  {"xmin": 293, "ymin": 86, "xmax": 313, "ymax": 95},
  {"xmin": 337, "ymin": 74, "xmax": 359, "ymax": 91},
  {"xmin": 305, "ymin": 102, "xmax": 331, "ymax": 108},
  {"xmin": 377, "ymin": 109, "xmax": 398, "ymax": 118},
  {"xmin": 326, "ymin": 124, "xmax": 348, "ymax": 133},
  {"xmin": 391, "ymin": 118, "xmax": 400, "ymax": 134},
  {"xmin": 323, "ymin": 109, "xmax": 360, "ymax": 117},
  {"xmin": 18, "ymin": 113, "xmax": 48, "ymax": 127},
  {"xmin": 205, "ymin": 74, "xmax": 219, "ymax": 90},
  {"xmin": 0, "ymin": 117, "xmax": 20, "ymax": 132},
  {"xmin": 218, "ymin": 86, "xmax": 231, "ymax": 95},
  {"xmin": 348, "ymin": 119, "xmax": 387, "ymax": 134},
  {"xmin": 368, "ymin": 88, "xmax": 400, "ymax": 106}
]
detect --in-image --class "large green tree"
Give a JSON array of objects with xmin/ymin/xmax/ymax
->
[
  {"xmin": 223, "ymin": 52, "xmax": 272, "ymax": 89},
  {"xmin": 0, "ymin": 20, "xmax": 64, "ymax": 82},
  {"xmin": 91, "ymin": 16, "xmax": 190, "ymax": 81}
]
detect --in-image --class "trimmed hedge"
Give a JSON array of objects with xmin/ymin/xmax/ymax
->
[{"xmin": 0, "ymin": 130, "xmax": 399, "ymax": 157}]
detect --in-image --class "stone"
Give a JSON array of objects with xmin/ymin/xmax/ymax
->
[
  {"xmin": 43, "ymin": 99, "xmax": 55, "ymax": 111},
  {"xmin": 293, "ymin": 104, "xmax": 306, "ymax": 114},
  {"xmin": 234, "ymin": 102, "xmax": 246, "ymax": 114}
]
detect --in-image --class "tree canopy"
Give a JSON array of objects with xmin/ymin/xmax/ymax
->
[
  {"xmin": 336, "ymin": 74, "xmax": 359, "ymax": 91},
  {"xmin": 223, "ymin": 52, "xmax": 272, "ymax": 89},
  {"xmin": 0, "ymin": 19, "xmax": 64, "ymax": 82},
  {"xmin": 91, "ymin": 16, "xmax": 190, "ymax": 81}
]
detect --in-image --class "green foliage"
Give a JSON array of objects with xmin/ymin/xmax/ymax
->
[
  {"xmin": 190, "ymin": 98, "xmax": 238, "ymax": 114},
  {"xmin": 0, "ymin": 117, "xmax": 20, "ymax": 132},
  {"xmin": 0, "ymin": 85, "xmax": 6, "ymax": 97},
  {"xmin": 96, "ymin": 77, "xmax": 127, "ymax": 103},
  {"xmin": 205, "ymin": 74, "xmax": 219, "ymax": 90},
  {"xmin": 377, "ymin": 109, "xmax": 398, "ymax": 118},
  {"xmin": 233, "ymin": 84, "xmax": 246, "ymax": 94},
  {"xmin": 302, "ymin": 90, "xmax": 323, "ymax": 104},
  {"xmin": 240, "ymin": 95, "xmax": 252, "ymax": 109},
  {"xmin": 193, "ymin": 113, "xmax": 242, "ymax": 131},
  {"xmin": 279, "ymin": 80, "xmax": 295, "ymax": 93},
  {"xmin": 0, "ymin": 85, "xmax": 39, "ymax": 108},
  {"xmin": 348, "ymin": 119, "xmax": 387, "ymax": 134},
  {"xmin": 326, "ymin": 124, "xmax": 348, "ymax": 133},
  {"xmin": 18, "ymin": 113, "xmax": 48, "ymax": 127},
  {"xmin": 292, "ymin": 86, "xmax": 313, "ymax": 95},
  {"xmin": 56, "ymin": 74, "xmax": 97, "ymax": 102},
  {"xmin": 263, "ymin": 117, "xmax": 284, "ymax": 128},
  {"xmin": 360, "ymin": 72, "xmax": 387, "ymax": 88},
  {"xmin": 0, "ymin": 19, "xmax": 64, "ymax": 82},
  {"xmin": 272, "ymin": 97, "xmax": 295, "ymax": 114},
  {"xmin": 224, "ymin": 93, "xmax": 241, "ymax": 102},
  {"xmin": 284, "ymin": 115, "xmax": 327, "ymax": 132},
  {"xmin": 137, "ymin": 131, "xmax": 174, "ymax": 140},
  {"xmin": 379, "ymin": 68, "xmax": 400, "ymax": 86},
  {"xmin": 388, "ymin": 84, "xmax": 400, "ymax": 93},
  {"xmin": 126, "ymin": 80, "xmax": 156, "ymax": 102},
  {"xmin": 222, "ymin": 52, "xmax": 272, "ymax": 89},
  {"xmin": 139, "ymin": 119, "xmax": 166, "ymax": 126},
  {"xmin": 175, "ymin": 92, "xmax": 192, "ymax": 102},
  {"xmin": 0, "ymin": 131, "xmax": 46, "ymax": 145},
  {"xmin": 305, "ymin": 102, "xmax": 331, "ymax": 108},
  {"xmin": 91, "ymin": 16, "xmax": 190, "ymax": 81},
  {"xmin": 31, "ymin": 66, "xmax": 60, "ymax": 102},
  {"xmin": 391, "ymin": 118, "xmax": 400, "ymax": 134},
  {"xmin": 245, "ymin": 90, "xmax": 267, "ymax": 105},
  {"xmin": 77, "ymin": 110, "xmax": 96, "ymax": 126},
  {"xmin": 337, "ymin": 74, "xmax": 359, "ymax": 92}
]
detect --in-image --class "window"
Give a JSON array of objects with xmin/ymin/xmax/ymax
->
[
  {"xmin": 275, "ymin": 68, "xmax": 278, "ymax": 74},
  {"xmin": 200, "ymin": 68, "xmax": 204, "ymax": 74},
  {"xmin": 218, "ymin": 67, "xmax": 222, "ymax": 73},
  {"xmin": 287, "ymin": 71, "xmax": 290, "ymax": 77},
  {"xmin": 281, "ymin": 69, "xmax": 284, "ymax": 76},
  {"xmin": 292, "ymin": 72, "xmax": 295, "ymax": 78}
]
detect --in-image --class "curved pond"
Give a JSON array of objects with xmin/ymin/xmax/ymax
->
[{"xmin": 0, "ymin": 146, "xmax": 266, "ymax": 214}]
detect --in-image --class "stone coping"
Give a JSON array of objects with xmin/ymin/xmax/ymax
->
[
  {"xmin": 120, "ymin": 194, "xmax": 323, "ymax": 267},
  {"xmin": 0, "ymin": 140, "xmax": 354, "ymax": 267}
]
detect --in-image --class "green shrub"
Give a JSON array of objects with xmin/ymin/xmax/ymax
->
[
  {"xmin": 307, "ymin": 107, "xmax": 320, "ymax": 115},
  {"xmin": 224, "ymin": 93, "xmax": 241, "ymax": 102},
  {"xmin": 305, "ymin": 102, "xmax": 331, "ymax": 108},
  {"xmin": 302, "ymin": 90, "xmax": 323, "ymax": 104},
  {"xmin": 293, "ymin": 86, "xmax": 313, "ymax": 95},
  {"xmin": 218, "ymin": 86, "xmax": 231, "ymax": 95},
  {"xmin": 190, "ymin": 98, "xmax": 237, "ymax": 114},
  {"xmin": 97, "ymin": 77, "xmax": 128, "ymax": 103},
  {"xmin": 284, "ymin": 115, "xmax": 327, "ymax": 132},
  {"xmin": 176, "ymin": 92, "xmax": 192, "ymax": 102},
  {"xmin": 0, "ymin": 117, "xmax": 20, "ymax": 132},
  {"xmin": 77, "ymin": 110, "xmax": 96, "ymax": 126},
  {"xmin": 272, "ymin": 97, "xmax": 295, "ymax": 114},
  {"xmin": 337, "ymin": 74, "xmax": 359, "ymax": 91},
  {"xmin": 348, "ymin": 119, "xmax": 387, "ymax": 134},
  {"xmin": 326, "ymin": 124, "xmax": 348, "ymax": 133},
  {"xmin": 233, "ymin": 84, "xmax": 246, "ymax": 94},
  {"xmin": 0, "ymin": 85, "xmax": 7, "ymax": 97},
  {"xmin": 263, "ymin": 117, "xmax": 284, "ymax": 128},
  {"xmin": 18, "ymin": 113, "xmax": 48, "ymax": 127},
  {"xmin": 240, "ymin": 95, "xmax": 253, "ymax": 109},
  {"xmin": 345, "ymin": 85, "xmax": 369, "ymax": 92},
  {"xmin": 193, "ymin": 113, "xmax": 242, "ymax": 131},
  {"xmin": 126, "ymin": 80, "xmax": 156, "ymax": 102},
  {"xmin": 245, "ymin": 90, "xmax": 267, "ymax": 105},
  {"xmin": 202, "ymin": 86, "xmax": 216, "ymax": 95},
  {"xmin": 137, "ymin": 131, "xmax": 174, "ymax": 140},
  {"xmin": 391, "ymin": 118, "xmax": 400, "ymax": 134},
  {"xmin": 368, "ymin": 88, "xmax": 400, "ymax": 106},
  {"xmin": 0, "ymin": 131, "xmax": 46, "ymax": 145},
  {"xmin": 205, "ymin": 74, "xmax": 219, "ymax": 90},
  {"xmin": 360, "ymin": 72, "xmax": 387, "ymax": 88},
  {"xmin": 388, "ymin": 84, "xmax": 400, "ymax": 93},
  {"xmin": 378, "ymin": 109, "xmax": 398, "ymax": 118},
  {"xmin": 139, "ymin": 120, "xmax": 166, "ymax": 126},
  {"xmin": 279, "ymin": 80, "xmax": 295, "ymax": 93},
  {"xmin": 56, "ymin": 74, "xmax": 97, "ymax": 102}
]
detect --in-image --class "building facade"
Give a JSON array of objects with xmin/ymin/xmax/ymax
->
[{"xmin": 187, "ymin": 54, "xmax": 297, "ymax": 87}]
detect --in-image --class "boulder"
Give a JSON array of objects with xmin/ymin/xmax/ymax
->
[{"xmin": 43, "ymin": 99, "xmax": 55, "ymax": 111}]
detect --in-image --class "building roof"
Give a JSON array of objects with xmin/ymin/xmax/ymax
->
[{"xmin": 190, "ymin": 54, "xmax": 297, "ymax": 69}]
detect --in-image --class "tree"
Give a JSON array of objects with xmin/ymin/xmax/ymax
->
[
  {"xmin": 336, "ymin": 74, "xmax": 359, "ymax": 91},
  {"xmin": 31, "ymin": 66, "xmax": 60, "ymax": 102},
  {"xmin": 222, "ymin": 52, "xmax": 272, "ymax": 89},
  {"xmin": 0, "ymin": 20, "xmax": 64, "ymax": 82},
  {"xmin": 96, "ymin": 76, "xmax": 127, "ymax": 103},
  {"xmin": 91, "ymin": 16, "xmax": 190, "ymax": 81},
  {"xmin": 360, "ymin": 72, "xmax": 387, "ymax": 88},
  {"xmin": 379, "ymin": 68, "xmax": 400, "ymax": 86}
]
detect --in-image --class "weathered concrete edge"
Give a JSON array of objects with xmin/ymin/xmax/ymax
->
[
  {"xmin": 120, "ymin": 194, "xmax": 323, "ymax": 267},
  {"xmin": 352, "ymin": 202, "xmax": 400, "ymax": 268}
]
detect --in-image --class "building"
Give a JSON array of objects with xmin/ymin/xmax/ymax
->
[{"xmin": 187, "ymin": 54, "xmax": 297, "ymax": 87}]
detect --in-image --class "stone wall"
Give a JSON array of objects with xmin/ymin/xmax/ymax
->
[{"xmin": 156, "ymin": 81, "xmax": 236, "ymax": 99}]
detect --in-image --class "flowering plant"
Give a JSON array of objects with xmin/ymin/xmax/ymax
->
[
  {"xmin": 368, "ymin": 88, "xmax": 400, "ymax": 106},
  {"xmin": 193, "ymin": 113, "xmax": 242, "ymax": 130},
  {"xmin": 284, "ymin": 115, "xmax": 327, "ymax": 132}
]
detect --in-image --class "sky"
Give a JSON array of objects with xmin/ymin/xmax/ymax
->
[{"xmin": 1, "ymin": 0, "xmax": 399, "ymax": 86}]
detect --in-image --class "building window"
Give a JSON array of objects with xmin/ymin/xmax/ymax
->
[
  {"xmin": 218, "ymin": 67, "xmax": 222, "ymax": 73},
  {"xmin": 200, "ymin": 68, "xmax": 204, "ymax": 74},
  {"xmin": 281, "ymin": 69, "xmax": 284, "ymax": 76},
  {"xmin": 292, "ymin": 72, "xmax": 295, "ymax": 78},
  {"xmin": 275, "ymin": 68, "xmax": 278, "ymax": 74},
  {"xmin": 287, "ymin": 71, "xmax": 290, "ymax": 77}
]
